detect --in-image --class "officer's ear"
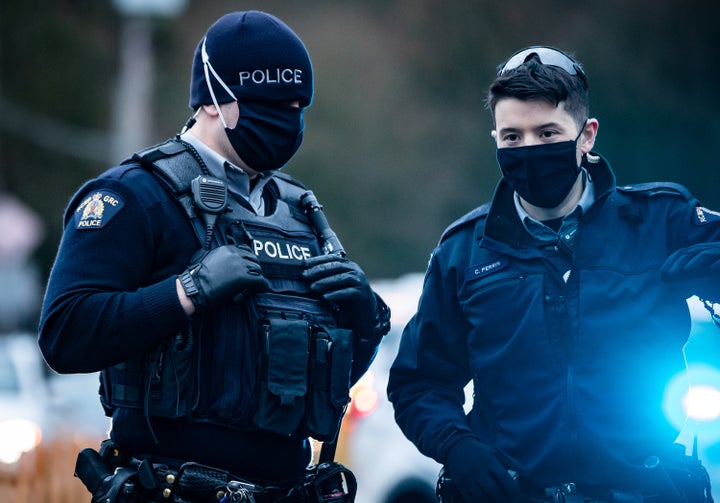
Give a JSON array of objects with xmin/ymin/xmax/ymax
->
[
  {"xmin": 201, "ymin": 103, "xmax": 220, "ymax": 118},
  {"xmin": 579, "ymin": 118, "xmax": 599, "ymax": 154}
]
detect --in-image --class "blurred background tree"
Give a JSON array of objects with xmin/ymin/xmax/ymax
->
[{"xmin": 1, "ymin": 0, "xmax": 719, "ymax": 315}]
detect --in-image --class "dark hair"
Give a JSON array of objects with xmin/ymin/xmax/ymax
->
[{"xmin": 485, "ymin": 55, "xmax": 589, "ymax": 130}]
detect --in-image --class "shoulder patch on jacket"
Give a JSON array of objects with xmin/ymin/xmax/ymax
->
[
  {"xmin": 616, "ymin": 182, "xmax": 692, "ymax": 201},
  {"xmin": 693, "ymin": 206, "xmax": 720, "ymax": 225},
  {"xmin": 73, "ymin": 190, "xmax": 125, "ymax": 229},
  {"xmin": 440, "ymin": 203, "xmax": 490, "ymax": 243}
]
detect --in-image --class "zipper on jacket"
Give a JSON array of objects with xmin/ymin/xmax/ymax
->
[{"xmin": 563, "ymin": 268, "xmax": 581, "ymax": 482}]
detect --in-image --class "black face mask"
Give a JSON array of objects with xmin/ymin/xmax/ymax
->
[
  {"xmin": 225, "ymin": 101, "xmax": 304, "ymax": 172},
  {"xmin": 496, "ymin": 130, "xmax": 583, "ymax": 208}
]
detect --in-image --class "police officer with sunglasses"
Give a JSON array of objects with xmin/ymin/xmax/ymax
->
[{"xmin": 388, "ymin": 46, "xmax": 717, "ymax": 503}]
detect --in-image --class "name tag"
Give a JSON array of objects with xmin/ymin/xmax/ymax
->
[{"xmin": 465, "ymin": 257, "xmax": 508, "ymax": 281}]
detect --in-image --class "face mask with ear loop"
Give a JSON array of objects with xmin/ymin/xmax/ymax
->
[
  {"xmin": 200, "ymin": 37, "xmax": 305, "ymax": 172},
  {"xmin": 496, "ymin": 124, "xmax": 587, "ymax": 208}
]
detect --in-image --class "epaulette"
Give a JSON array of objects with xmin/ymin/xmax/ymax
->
[
  {"xmin": 273, "ymin": 170, "xmax": 308, "ymax": 190},
  {"xmin": 271, "ymin": 171, "xmax": 311, "ymax": 213},
  {"xmin": 616, "ymin": 182, "xmax": 693, "ymax": 201},
  {"xmin": 439, "ymin": 203, "xmax": 490, "ymax": 243},
  {"xmin": 133, "ymin": 138, "xmax": 203, "ymax": 197}
]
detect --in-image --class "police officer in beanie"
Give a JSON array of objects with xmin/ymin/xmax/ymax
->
[
  {"xmin": 388, "ymin": 46, "xmax": 717, "ymax": 502},
  {"xmin": 39, "ymin": 10, "xmax": 389, "ymax": 502}
]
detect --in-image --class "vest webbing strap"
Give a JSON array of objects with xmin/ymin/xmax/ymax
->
[{"xmin": 134, "ymin": 139, "xmax": 209, "ymax": 246}]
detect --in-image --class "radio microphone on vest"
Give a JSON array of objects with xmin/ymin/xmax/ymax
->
[
  {"xmin": 191, "ymin": 175, "xmax": 228, "ymax": 249},
  {"xmin": 300, "ymin": 191, "xmax": 346, "ymax": 257}
]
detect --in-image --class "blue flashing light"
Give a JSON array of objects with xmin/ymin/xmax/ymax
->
[
  {"xmin": 663, "ymin": 363, "xmax": 720, "ymax": 443},
  {"xmin": 683, "ymin": 385, "xmax": 720, "ymax": 422}
]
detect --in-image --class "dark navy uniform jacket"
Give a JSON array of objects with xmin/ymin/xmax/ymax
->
[
  {"xmin": 38, "ymin": 155, "xmax": 380, "ymax": 482},
  {"xmin": 388, "ymin": 153, "xmax": 720, "ymax": 492}
]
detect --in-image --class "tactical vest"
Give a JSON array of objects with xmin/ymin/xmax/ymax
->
[{"xmin": 100, "ymin": 138, "xmax": 352, "ymax": 442}]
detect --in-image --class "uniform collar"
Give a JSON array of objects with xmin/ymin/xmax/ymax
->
[
  {"xmin": 180, "ymin": 131, "xmax": 272, "ymax": 214},
  {"xmin": 485, "ymin": 152, "xmax": 616, "ymax": 246},
  {"xmin": 180, "ymin": 131, "xmax": 236, "ymax": 182},
  {"xmin": 515, "ymin": 168, "xmax": 595, "ymax": 240}
]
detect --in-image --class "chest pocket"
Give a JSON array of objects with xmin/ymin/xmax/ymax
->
[{"xmin": 251, "ymin": 292, "xmax": 353, "ymax": 442}]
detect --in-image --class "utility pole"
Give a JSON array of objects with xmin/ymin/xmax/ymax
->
[{"xmin": 110, "ymin": 0, "xmax": 187, "ymax": 163}]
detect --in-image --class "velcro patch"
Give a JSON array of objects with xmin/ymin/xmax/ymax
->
[
  {"xmin": 465, "ymin": 257, "xmax": 508, "ymax": 281},
  {"xmin": 73, "ymin": 190, "xmax": 125, "ymax": 229},
  {"xmin": 251, "ymin": 237, "xmax": 313, "ymax": 263},
  {"xmin": 693, "ymin": 206, "xmax": 720, "ymax": 225}
]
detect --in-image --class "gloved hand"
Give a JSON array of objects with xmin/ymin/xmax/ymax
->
[
  {"xmin": 443, "ymin": 437, "xmax": 522, "ymax": 503},
  {"xmin": 661, "ymin": 243, "xmax": 720, "ymax": 281},
  {"xmin": 179, "ymin": 244, "xmax": 270, "ymax": 310},
  {"xmin": 302, "ymin": 254, "xmax": 377, "ymax": 332}
]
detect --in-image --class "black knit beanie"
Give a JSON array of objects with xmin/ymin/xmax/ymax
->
[{"xmin": 189, "ymin": 11, "xmax": 313, "ymax": 109}]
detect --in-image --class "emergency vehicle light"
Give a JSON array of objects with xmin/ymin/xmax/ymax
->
[
  {"xmin": 683, "ymin": 385, "xmax": 720, "ymax": 422},
  {"xmin": 664, "ymin": 363, "xmax": 720, "ymax": 444}
]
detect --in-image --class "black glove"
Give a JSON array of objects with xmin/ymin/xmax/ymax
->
[
  {"xmin": 179, "ymin": 244, "xmax": 270, "ymax": 310},
  {"xmin": 302, "ymin": 254, "xmax": 377, "ymax": 333},
  {"xmin": 661, "ymin": 243, "xmax": 720, "ymax": 281},
  {"xmin": 443, "ymin": 437, "xmax": 522, "ymax": 503}
]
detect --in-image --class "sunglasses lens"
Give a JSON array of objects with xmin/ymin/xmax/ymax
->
[{"xmin": 500, "ymin": 47, "xmax": 584, "ymax": 80}]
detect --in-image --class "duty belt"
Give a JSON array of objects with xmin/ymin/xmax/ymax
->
[
  {"xmin": 525, "ymin": 482, "xmax": 648, "ymax": 503},
  {"xmin": 74, "ymin": 441, "xmax": 357, "ymax": 503}
]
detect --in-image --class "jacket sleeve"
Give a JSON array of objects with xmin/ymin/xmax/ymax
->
[
  {"xmin": 387, "ymin": 242, "xmax": 477, "ymax": 465},
  {"xmin": 349, "ymin": 291, "xmax": 391, "ymax": 384},
  {"xmin": 661, "ymin": 191, "xmax": 720, "ymax": 301},
  {"xmin": 38, "ymin": 170, "xmax": 193, "ymax": 374}
]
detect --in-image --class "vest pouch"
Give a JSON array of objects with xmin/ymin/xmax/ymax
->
[
  {"xmin": 252, "ymin": 315, "xmax": 309, "ymax": 436},
  {"xmin": 101, "ymin": 331, "xmax": 198, "ymax": 419},
  {"xmin": 144, "ymin": 334, "xmax": 198, "ymax": 418},
  {"xmin": 100, "ymin": 359, "xmax": 144, "ymax": 416},
  {"xmin": 305, "ymin": 327, "xmax": 353, "ymax": 442}
]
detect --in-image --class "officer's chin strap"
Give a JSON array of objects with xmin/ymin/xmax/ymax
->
[{"xmin": 699, "ymin": 298, "xmax": 720, "ymax": 329}]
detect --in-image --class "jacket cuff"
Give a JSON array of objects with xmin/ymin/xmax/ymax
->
[
  {"xmin": 372, "ymin": 293, "xmax": 391, "ymax": 338},
  {"xmin": 356, "ymin": 292, "xmax": 391, "ymax": 343}
]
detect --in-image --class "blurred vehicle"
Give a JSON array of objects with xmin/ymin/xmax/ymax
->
[
  {"xmin": 338, "ymin": 274, "xmax": 440, "ymax": 503},
  {"xmin": 46, "ymin": 369, "xmax": 110, "ymax": 439},
  {"xmin": 339, "ymin": 276, "xmax": 720, "ymax": 503},
  {"xmin": 0, "ymin": 333, "xmax": 47, "ymax": 477},
  {"xmin": 0, "ymin": 332, "xmax": 109, "ymax": 502}
]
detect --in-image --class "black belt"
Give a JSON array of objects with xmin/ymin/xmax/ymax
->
[
  {"xmin": 77, "ymin": 440, "xmax": 356, "ymax": 503},
  {"xmin": 524, "ymin": 485, "xmax": 665, "ymax": 503},
  {"xmin": 172, "ymin": 461, "xmax": 283, "ymax": 501}
]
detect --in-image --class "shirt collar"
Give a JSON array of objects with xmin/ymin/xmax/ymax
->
[
  {"xmin": 484, "ymin": 152, "xmax": 614, "ymax": 247},
  {"xmin": 180, "ymin": 131, "xmax": 233, "ymax": 180},
  {"xmin": 179, "ymin": 131, "xmax": 271, "ymax": 214},
  {"xmin": 515, "ymin": 168, "xmax": 595, "ymax": 229}
]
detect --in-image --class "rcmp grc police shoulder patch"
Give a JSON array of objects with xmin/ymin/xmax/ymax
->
[
  {"xmin": 74, "ymin": 190, "xmax": 125, "ymax": 230},
  {"xmin": 693, "ymin": 206, "xmax": 720, "ymax": 225}
]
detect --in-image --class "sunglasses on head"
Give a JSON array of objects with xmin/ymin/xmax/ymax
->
[{"xmin": 499, "ymin": 46, "xmax": 587, "ymax": 85}]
